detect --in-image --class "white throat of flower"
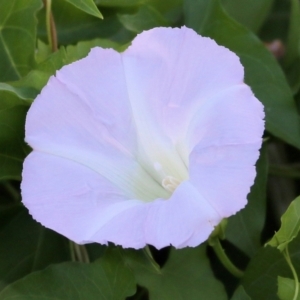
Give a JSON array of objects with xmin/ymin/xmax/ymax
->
[
  {"xmin": 162, "ymin": 176, "xmax": 181, "ymax": 193},
  {"xmin": 154, "ymin": 162, "xmax": 182, "ymax": 194}
]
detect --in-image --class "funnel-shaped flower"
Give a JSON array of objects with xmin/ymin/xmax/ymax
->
[{"xmin": 21, "ymin": 27, "xmax": 264, "ymax": 249}]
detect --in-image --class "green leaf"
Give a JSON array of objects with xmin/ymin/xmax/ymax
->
[
  {"xmin": 123, "ymin": 245, "xmax": 227, "ymax": 300},
  {"xmin": 231, "ymin": 285, "xmax": 252, "ymax": 300},
  {"xmin": 65, "ymin": 38, "xmax": 125, "ymax": 63},
  {"xmin": 12, "ymin": 47, "xmax": 67, "ymax": 94},
  {"xmin": 266, "ymin": 195, "xmax": 300, "ymax": 252},
  {"xmin": 95, "ymin": 0, "xmax": 147, "ymax": 7},
  {"xmin": 0, "ymin": 47, "xmax": 66, "ymax": 109},
  {"xmin": 278, "ymin": 277, "xmax": 300, "ymax": 300},
  {"xmin": 118, "ymin": 5, "xmax": 169, "ymax": 33},
  {"xmin": 226, "ymin": 146, "xmax": 268, "ymax": 257},
  {"xmin": 285, "ymin": 0, "xmax": 300, "ymax": 65},
  {"xmin": 0, "ymin": 204, "xmax": 21, "ymax": 228},
  {"xmin": 64, "ymin": 0, "xmax": 103, "ymax": 18},
  {"xmin": 183, "ymin": 0, "xmax": 300, "ymax": 150},
  {"xmin": 0, "ymin": 0, "xmax": 42, "ymax": 81},
  {"xmin": 0, "ymin": 248, "xmax": 136, "ymax": 299},
  {"xmin": 242, "ymin": 235, "xmax": 300, "ymax": 299},
  {"xmin": 221, "ymin": 0, "xmax": 274, "ymax": 32},
  {"xmin": 148, "ymin": 0, "xmax": 183, "ymax": 24},
  {"xmin": 35, "ymin": 39, "xmax": 51, "ymax": 64},
  {"xmin": 0, "ymin": 83, "xmax": 35, "ymax": 109},
  {"xmin": 283, "ymin": 0, "xmax": 300, "ymax": 94},
  {"xmin": 0, "ymin": 206, "xmax": 70, "ymax": 292},
  {"xmin": 0, "ymin": 83, "xmax": 36, "ymax": 101},
  {"xmin": 7, "ymin": 38, "xmax": 124, "ymax": 102},
  {"xmin": 259, "ymin": 0, "xmax": 290, "ymax": 42},
  {"xmin": 0, "ymin": 106, "xmax": 30, "ymax": 180},
  {"xmin": 37, "ymin": 0, "xmax": 134, "ymax": 45}
]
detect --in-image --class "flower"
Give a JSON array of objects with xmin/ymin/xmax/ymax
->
[{"xmin": 21, "ymin": 27, "xmax": 264, "ymax": 249}]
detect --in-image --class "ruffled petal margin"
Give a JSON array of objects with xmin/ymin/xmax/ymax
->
[{"xmin": 22, "ymin": 152, "xmax": 221, "ymax": 249}]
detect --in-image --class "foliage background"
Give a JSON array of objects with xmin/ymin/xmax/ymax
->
[{"xmin": 1, "ymin": 0, "xmax": 300, "ymax": 299}]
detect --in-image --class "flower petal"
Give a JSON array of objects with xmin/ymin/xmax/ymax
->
[
  {"xmin": 145, "ymin": 181, "xmax": 221, "ymax": 249},
  {"xmin": 21, "ymin": 151, "xmax": 146, "ymax": 244},
  {"xmin": 91, "ymin": 181, "xmax": 221, "ymax": 249},
  {"xmin": 25, "ymin": 50, "xmax": 167, "ymax": 201},
  {"xmin": 186, "ymin": 85, "xmax": 264, "ymax": 151},
  {"xmin": 122, "ymin": 26, "xmax": 244, "ymax": 149},
  {"xmin": 188, "ymin": 85, "xmax": 264, "ymax": 217}
]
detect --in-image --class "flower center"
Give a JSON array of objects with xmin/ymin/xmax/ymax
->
[{"xmin": 162, "ymin": 176, "xmax": 181, "ymax": 193}]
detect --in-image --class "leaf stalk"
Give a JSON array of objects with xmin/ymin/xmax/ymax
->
[
  {"xmin": 283, "ymin": 246, "xmax": 299, "ymax": 300},
  {"xmin": 43, "ymin": 0, "xmax": 57, "ymax": 52},
  {"xmin": 211, "ymin": 238, "xmax": 244, "ymax": 278}
]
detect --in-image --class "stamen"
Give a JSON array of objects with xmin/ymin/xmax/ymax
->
[{"xmin": 162, "ymin": 176, "xmax": 181, "ymax": 193}]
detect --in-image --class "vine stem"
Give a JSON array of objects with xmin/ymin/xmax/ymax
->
[
  {"xmin": 283, "ymin": 246, "xmax": 299, "ymax": 300},
  {"xmin": 143, "ymin": 246, "xmax": 161, "ymax": 273},
  {"xmin": 43, "ymin": 0, "xmax": 57, "ymax": 52},
  {"xmin": 211, "ymin": 238, "xmax": 244, "ymax": 278},
  {"xmin": 69, "ymin": 241, "xmax": 90, "ymax": 263}
]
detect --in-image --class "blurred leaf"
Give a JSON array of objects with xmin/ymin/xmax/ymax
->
[
  {"xmin": 85, "ymin": 244, "xmax": 107, "ymax": 262},
  {"xmin": 0, "ymin": 47, "xmax": 65, "ymax": 107},
  {"xmin": 0, "ymin": 0, "xmax": 42, "ymax": 81},
  {"xmin": 35, "ymin": 39, "xmax": 51, "ymax": 64},
  {"xmin": 0, "ymin": 106, "xmax": 30, "ymax": 180},
  {"xmin": 65, "ymin": 38, "xmax": 125, "ymax": 63},
  {"xmin": 147, "ymin": 0, "xmax": 182, "ymax": 24},
  {"xmin": 222, "ymin": 0, "xmax": 274, "ymax": 32},
  {"xmin": 34, "ymin": 46, "xmax": 67, "ymax": 74},
  {"xmin": 242, "ymin": 235, "xmax": 300, "ymax": 299},
  {"xmin": 226, "ymin": 146, "xmax": 268, "ymax": 257},
  {"xmin": 0, "ymin": 248, "xmax": 136, "ymax": 299},
  {"xmin": 283, "ymin": 0, "xmax": 300, "ymax": 94},
  {"xmin": 0, "ymin": 83, "xmax": 35, "ymax": 110},
  {"xmin": 149, "ymin": 0, "xmax": 182, "ymax": 13},
  {"xmin": 118, "ymin": 5, "xmax": 169, "ymax": 33},
  {"xmin": 278, "ymin": 277, "xmax": 300, "ymax": 300},
  {"xmin": 12, "ymin": 47, "xmax": 67, "ymax": 93},
  {"xmin": 64, "ymin": 0, "xmax": 103, "ymax": 18},
  {"xmin": 183, "ymin": 0, "xmax": 300, "ymax": 150},
  {"xmin": 183, "ymin": 0, "xmax": 212, "ymax": 31},
  {"xmin": 0, "ymin": 204, "xmax": 20, "ymax": 228},
  {"xmin": 0, "ymin": 206, "xmax": 70, "ymax": 292},
  {"xmin": 8, "ymin": 38, "xmax": 125, "ymax": 101},
  {"xmin": 38, "ymin": 1, "xmax": 133, "ymax": 45},
  {"xmin": 95, "ymin": 0, "xmax": 147, "ymax": 7},
  {"xmin": 231, "ymin": 285, "xmax": 252, "ymax": 300},
  {"xmin": 259, "ymin": 0, "xmax": 290, "ymax": 42},
  {"xmin": 123, "ymin": 245, "xmax": 227, "ymax": 300},
  {"xmin": 266, "ymin": 195, "xmax": 300, "ymax": 252},
  {"xmin": 284, "ymin": 0, "xmax": 300, "ymax": 64},
  {"xmin": 0, "ymin": 83, "xmax": 36, "ymax": 101}
]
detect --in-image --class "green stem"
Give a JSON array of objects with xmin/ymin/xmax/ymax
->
[
  {"xmin": 69, "ymin": 240, "xmax": 76, "ymax": 262},
  {"xmin": 69, "ymin": 241, "xmax": 90, "ymax": 263},
  {"xmin": 283, "ymin": 246, "xmax": 299, "ymax": 300},
  {"xmin": 211, "ymin": 238, "xmax": 244, "ymax": 278},
  {"xmin": 43, "ymin": 0, "xmax": 57, "ymax": 52},
  {"xmin": 143, "ymin": 246, "xmax": 161, "ymax": 273}
]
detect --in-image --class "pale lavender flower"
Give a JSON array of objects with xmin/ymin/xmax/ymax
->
[{"xmin": 21, "ymin": 27, "xmax": 264, "ymax": 249}]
